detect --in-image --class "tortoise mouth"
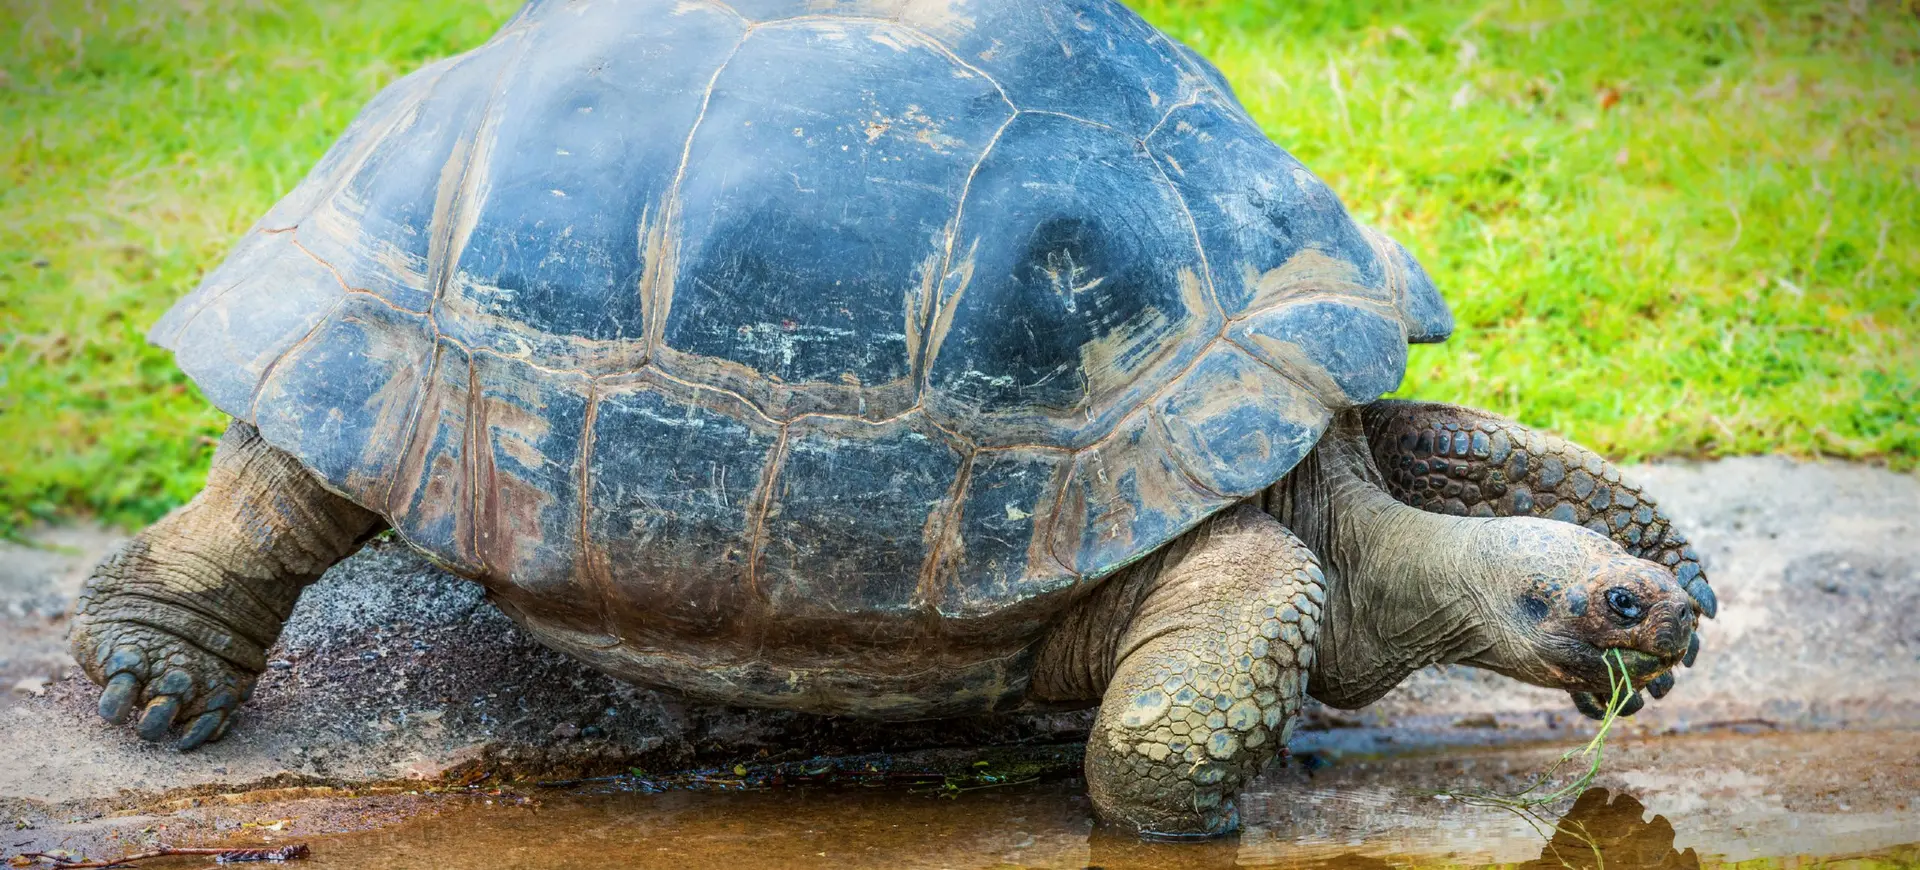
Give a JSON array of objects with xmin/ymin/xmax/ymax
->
[
  {"xmin": 1540, "ymin": 643, "xmax": 1678, "ymax": 694},
  {"xmin": 1609, "ymin": 647, "xmax": 1675, "ymax": 684}
]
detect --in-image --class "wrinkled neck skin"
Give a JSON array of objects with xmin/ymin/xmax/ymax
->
[{"xmin": 1261, "ymin": 413, "xmax": 1515, "ymax": 709}]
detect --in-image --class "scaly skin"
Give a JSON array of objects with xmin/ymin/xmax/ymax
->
[
  {"xmin": 1038, "ymin": 414, "xmax": 1696, "ymax": 838},
  {"xmin": 1359, "ymin": 400, "xmax": 1715, "ymax": 714},
  {"xmin": 1256, "ymin": 416, "xmax": 1692, "ymax": 709},
  {"xmin": 1031, "ymin": 505, "xmax": 1324, "ymax": 838},
  {"xmin": 70, "ymin": 421, "xmax": 381, "ymax": 748}
]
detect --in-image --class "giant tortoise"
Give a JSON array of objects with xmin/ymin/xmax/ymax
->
[{"xmin": 73, "ymin": 0, "xmax": 1715, "ymax": 838}]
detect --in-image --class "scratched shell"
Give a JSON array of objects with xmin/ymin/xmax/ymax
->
[{"xmin": 152, "ymin": 0, "xmax": 1452, "ymax": 710}]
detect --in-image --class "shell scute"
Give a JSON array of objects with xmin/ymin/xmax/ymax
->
[
  {"xmin": 1152, "ymin": 344, "xmax": 1328, "ymax": 498},
  {"xmin": 1227, "ymin": 300, "xmax": 1409, "ymax": 407},
  {"xmin": 156, "ymin": 230, "xmax": 341, "ymax": 416},
  {"xmin": 910, "ymin": 0, "xmax": 1200, "ymax": 135},
  {"xmin": 924, "ymin": 112, "xmax": 1217, "ymax": 448},
  {"xmin": 249, "ymin": 295, "xmax": 431, "ymax": 507},
  {"xmin": 936, "ymin": 447, "xmax": 1076, "ymax": 637},
  {"xmin": 296, "ymin": 45, "xmax": 517, "ymax": 315},
  {"xmin": 588, "ymin": 373, "xmax": 781, "ymax": 636},
  {"xmin": 1052, "ymin": 408, "xmax": 1229, "ymax": 577},
  {"xmin": 1374, "ymin": 232, "xmax": 1453, "ymax": 342},
  {"xmin": 1148, "ymin": 99, "xmax": 1388, "ymax": 319},
  {"xmin": 256, "ymin": 61, "xmax": 447, "ymax": 234},
  {"xmin": 758, "ymin": 416, "xmax": 966, "ymax": 640},
  {"xmin": 443, "ymin": 1, "xmax": 744, "ymax": 362},
  {"xmin": 385, "ymin": 340, "xmax": 484, "ymax": 576},
  {"xmin": 465, "ymin": 354, "xmax": 599, "ymax": 630},
  {"xmin": 659, "ymin": 19, "xmax": 1012, "ymax": 419}
]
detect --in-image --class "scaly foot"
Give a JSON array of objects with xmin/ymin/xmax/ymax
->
[{"xmin": 74, "ymin": 616, "xmax": 256, "ymax": 750}]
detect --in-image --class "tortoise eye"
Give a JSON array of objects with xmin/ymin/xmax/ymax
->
[{"xmin": 1605, "ymin": 587, "xmax": 1644, "ymax": 623}]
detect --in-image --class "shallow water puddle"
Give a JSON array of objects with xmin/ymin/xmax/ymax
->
[{"xmin": 121, "ymin": 731, "xmax": 1920, "ymax": 869}]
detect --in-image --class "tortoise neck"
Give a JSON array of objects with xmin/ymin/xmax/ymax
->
[{"xmin": 1259, "ymin": 412, "xmax": 1499, "ymax": 709}]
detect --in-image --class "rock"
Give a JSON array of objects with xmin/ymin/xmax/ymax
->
[{"xmin": 402, "ymin": 744, "xmax": 488, "ymax": 782}]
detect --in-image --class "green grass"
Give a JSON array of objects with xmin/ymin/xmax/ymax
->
[
  {"xmin": 1137, "ymin": 0, "xmax": 1920, "ymax": 464},
  {"xmin": 0, "ymin": 0, "xmax": 522, "ymax": 531},
  {"xmin": 2, "ymin": 0, "xmax": 1915, "ymax": 532},
  {"xmin": 1439, "ymin": 650, "xmax": 1631, "ymax": 813}
]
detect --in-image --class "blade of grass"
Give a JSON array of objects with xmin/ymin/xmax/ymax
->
[{"xmin": 1438, "ymin": 648, "xmax": 1635, "ymax": 812}]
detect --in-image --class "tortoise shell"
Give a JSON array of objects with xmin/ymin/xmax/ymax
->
[{"xmin": 152, "ymin": 0, "xmax": 1451, "ymax": 711}]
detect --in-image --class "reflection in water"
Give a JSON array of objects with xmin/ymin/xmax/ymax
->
[
  {"xmin": 1266, "ymin": 788, "xmax": 1701, "ymax": 870},
  {"xmin": 123, "ymin": 731, "xmax": 1919, "ymax": 870},
  {"xmin": 272, "ymin": 779, "xmax": 1913, "ymax": 870},
  {"xmin": 1083, "ymin": 822, "xmax": 1241, "ymax": 870},
  {"xmin": 1517, "ymin": 788, "xmax": 1699, "ymax": 870}
]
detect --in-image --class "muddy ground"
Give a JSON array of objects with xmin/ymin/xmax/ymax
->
[{"xmin": 3, "ymin": 456, "xmax": 1916, "ymax": 861}]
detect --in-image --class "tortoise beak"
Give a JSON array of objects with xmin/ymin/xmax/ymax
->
[
  {"xmin": 1610, "ymin": 648, "xmax": 1673, "ymax": 685},
  {"xmin": 1642, "ymin": 586, "xmax": 1698, "ymax": 668}
]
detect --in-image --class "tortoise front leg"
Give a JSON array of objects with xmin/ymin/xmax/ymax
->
[
  {"xmin": 1031, "ymin": 505, "xmax": 1324, "ymax": 838},
  {"xmin": 71, "ymin": 420, "xmax": 381, "ymax": 748},
  {"xmin": 1359, "ymin": 399, "xmax": 1713, "ymax": 717}
]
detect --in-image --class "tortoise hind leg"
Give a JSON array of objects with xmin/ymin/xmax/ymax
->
[
  {"xmin": 71, "ymin": 420, "xmax": 382, "ymax": 749},
  {"xmin": 1032, "ymin": 505, "xmax": 1324, "ymax": 838}
]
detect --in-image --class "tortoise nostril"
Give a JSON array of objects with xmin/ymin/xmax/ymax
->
[{"xmin": 1652, "ymin": 610, "xmax": 1693, "ymax": 660}]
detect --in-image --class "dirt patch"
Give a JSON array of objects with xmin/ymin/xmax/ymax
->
[{"xmin": 0, "ymin": 525, "xmax": 120, "ymax": 713}]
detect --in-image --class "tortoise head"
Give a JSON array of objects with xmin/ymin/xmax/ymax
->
[{"xmin": 1466, "ymin": 518, "xmax": 1698, "ymax": 696}]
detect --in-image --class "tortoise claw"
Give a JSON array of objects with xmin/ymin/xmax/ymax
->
[
  {"xmin": 135, "ymin": 670, "xmax": 194, "ymax": 741},
  {"xmin": 96, "ymin": 647, "xmax": 148, "ymax": 724},
  {"xmin": 1684, "ymin": 632, "xmax": 1701, "ymax": 668},
  {"xmin": 98, "ymin": 672, "xmax": 140, "ymax": 724},
  {"xmin": 176, "ymin": 688, "xmax": 240, "ymax": 750},
  {"xmin": 1570, "ymin": 691, "xmax": 1608, "ymax": 721},
  {"xmin": 137, "ymin": 695, "xmax": 183, "ymax": 742},
  {"xmin": 1570, "ymin": 687, "xmax": 1648, "ymax": 719},
  {"xmin": 1647, "ymin": 671, "xmax": 1675, "ymax": 699},
  {"xmin": 1685, "ymin": 577, "xmax": 1717, "ymax": 619},
  {"xmin": 178, "ymin": 711, "xmax": 226, "ymax": 750}
]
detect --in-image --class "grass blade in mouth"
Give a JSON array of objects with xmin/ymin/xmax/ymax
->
[{"xmin": 1437, "ymin": 648, "xmax": 1635, "ymax": 813}]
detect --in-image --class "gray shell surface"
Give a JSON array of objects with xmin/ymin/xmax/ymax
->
[{"xmin": 153, "ymin": 0, "xmax": 1452, "ymax": 676}]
